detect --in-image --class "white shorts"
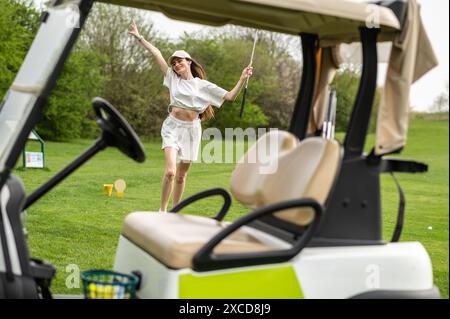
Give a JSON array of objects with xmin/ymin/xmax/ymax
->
[{"xmin": 161, "ymin": 114, "xmax": 202, "ymax": 162}]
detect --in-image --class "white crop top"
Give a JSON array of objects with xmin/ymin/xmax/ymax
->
[{"xmin": 163, "ymin": 68, "xmax": 228, "ymax": 113}]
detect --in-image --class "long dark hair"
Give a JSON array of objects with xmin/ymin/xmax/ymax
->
[{"xmin": 189, "ymin": 60, "xmax": 214, "ymax": 121}]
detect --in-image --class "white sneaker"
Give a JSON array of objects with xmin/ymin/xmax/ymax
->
[{"xmin": 158, "ymin": 208, "xmax": 167, "ymax": 213}]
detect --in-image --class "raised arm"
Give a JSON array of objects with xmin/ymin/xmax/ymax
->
[
  {"xmin": 128, "ymin": 19, "xmax": 168, "ymax": 75},
  {"xmin": 224, "ymin": 64, "xmax": 253, "ymax": 102}
]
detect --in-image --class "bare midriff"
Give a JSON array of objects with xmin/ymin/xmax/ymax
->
[{"xmin": 170, "ymin": 106, "xmax": 200, "ymax": 121}]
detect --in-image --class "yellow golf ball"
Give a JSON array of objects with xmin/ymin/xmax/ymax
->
[
  {"xmin": 88, "ymin": 283, "xmax": 97, "ymax": 299},
  {"xmin": 96, "ymin": 285, "xmax": 105, "ymax": 298},
  {"xmin": 104, "ymin": 285, "xmax": 114, "ymax": 299}
]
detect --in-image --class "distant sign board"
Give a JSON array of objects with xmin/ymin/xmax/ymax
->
[
  {"xmin": 25, "ymin": 151, "xmax": 44, "ymax": 168},
  {"xmin": 22, "ymin": 130, "xmax": 45, "ymax": 170}
]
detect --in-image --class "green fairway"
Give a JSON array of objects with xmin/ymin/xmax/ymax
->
[{"xmin": 15, "ymin": 116, "xmax": 448, "ymax": 298}]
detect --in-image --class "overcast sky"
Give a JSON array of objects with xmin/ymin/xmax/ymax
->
[{"xmin": 34, "ymin": 0, "xmax": 449, "ymax": 111}]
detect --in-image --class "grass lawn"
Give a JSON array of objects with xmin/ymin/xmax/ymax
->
[{"xmin": 15, "ymin": 116, "xmax": 448, "ymax": 298}]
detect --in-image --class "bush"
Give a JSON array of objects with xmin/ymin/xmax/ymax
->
[
  {"xmin": 36, "ymin": 49, "xmax": 108, "ymax": 140},
  {"xmin": 0, "ymin": 0, "xmax": 39, "ymax": 98},
  {"xmin": 205, "ymin": 101, "xmax": 269, "ymax": 133}
]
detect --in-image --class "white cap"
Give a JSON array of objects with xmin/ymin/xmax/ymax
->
[{"xmin": 168, "ymin": 50, "xmax": 192, "ymax": 65}]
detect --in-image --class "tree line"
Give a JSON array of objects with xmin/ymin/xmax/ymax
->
[{"xmin": 1, "ymin": 0, "xmax": 381, "ymax": 141}]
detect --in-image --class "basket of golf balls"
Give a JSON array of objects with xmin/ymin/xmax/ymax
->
[{"xmin": 81, "ymin": 270, "xmax": 138, "ymax": 299}]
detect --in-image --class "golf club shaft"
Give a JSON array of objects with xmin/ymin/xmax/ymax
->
[
  {"xmin": 246, "ymin": 33, "xmax": 258, "ymax": 87},
  {"xmin": 240, "ymin": 32, "xmax": 258, "ymax": 117},
  {"xmin": 323, "ymin": 90, "xmax": 337, "ymax": 140}
]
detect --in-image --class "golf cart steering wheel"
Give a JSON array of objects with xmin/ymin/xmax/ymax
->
[{"xmin": 93, "ymin": 97, "xmax": 145, "ymax": 163}]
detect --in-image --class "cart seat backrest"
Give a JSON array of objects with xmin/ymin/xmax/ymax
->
[
  {"xmin": 231, "ymin": 133, "xmax": 341, "ymax": 226},
  {"xmin": 230, "ymin": 130, "xmax": 299, "ymax": 207},
  {"xmin": 261, "ymin": 137, "xmax": 341, "ymax": 225}
]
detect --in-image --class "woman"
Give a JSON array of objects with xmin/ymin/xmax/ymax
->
[{"xmin": 129, "ymin": 20, "xmax": 253, "ymax": 212}]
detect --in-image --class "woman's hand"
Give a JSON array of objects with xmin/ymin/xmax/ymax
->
[
  {"xmin": 128, "ymin": 19, "xmax": 141, "ymax": 39},
  {"xmin": 240, "ymin": 64, "xmax": 253, "ymax": 80},
  {"xmin": 128, "ymin": 20, "xmax": 168, "ymax": 74},
  {"xmin": 224, "ymin": 64, "xmax": 255, "ymax": 102}
]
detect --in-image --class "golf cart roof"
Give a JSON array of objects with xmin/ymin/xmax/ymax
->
[{"xmin": 101, "ymin": 0, "xmax": 402, "ymax": 44}]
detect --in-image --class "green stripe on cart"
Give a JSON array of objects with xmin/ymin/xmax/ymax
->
[{"xmin": 179, "ymin": 265, "xmax": 303, "ymax": 298}]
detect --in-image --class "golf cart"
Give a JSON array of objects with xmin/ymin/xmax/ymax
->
[{"xmin": 0, "ymin": 0, "xmax": 441, "ymax": 298}]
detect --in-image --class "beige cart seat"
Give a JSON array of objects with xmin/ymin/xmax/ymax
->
[
  {"xmin": 122, "ymin": 132, "xmax": 341, "ymax": 269},
  {"xmin": 230, "ymin": 130, "xmax": 299, "ymax": 206},
  {"xmin": 123, "ymin": 212, "xmax": 273, "ymax": 269}
]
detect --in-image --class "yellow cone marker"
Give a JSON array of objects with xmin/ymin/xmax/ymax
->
[
  {"xmin": 114, "ymin": 179, "xmax": 126, "ymax": 198},
  {"xmin": 103, "ymin": 184, "xmax": 113, "ymax": 196}
]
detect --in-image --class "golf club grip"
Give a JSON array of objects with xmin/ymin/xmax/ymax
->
[{"xmin": 240, "ymin": 87, "xmax": 247, "ymax": 118}]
